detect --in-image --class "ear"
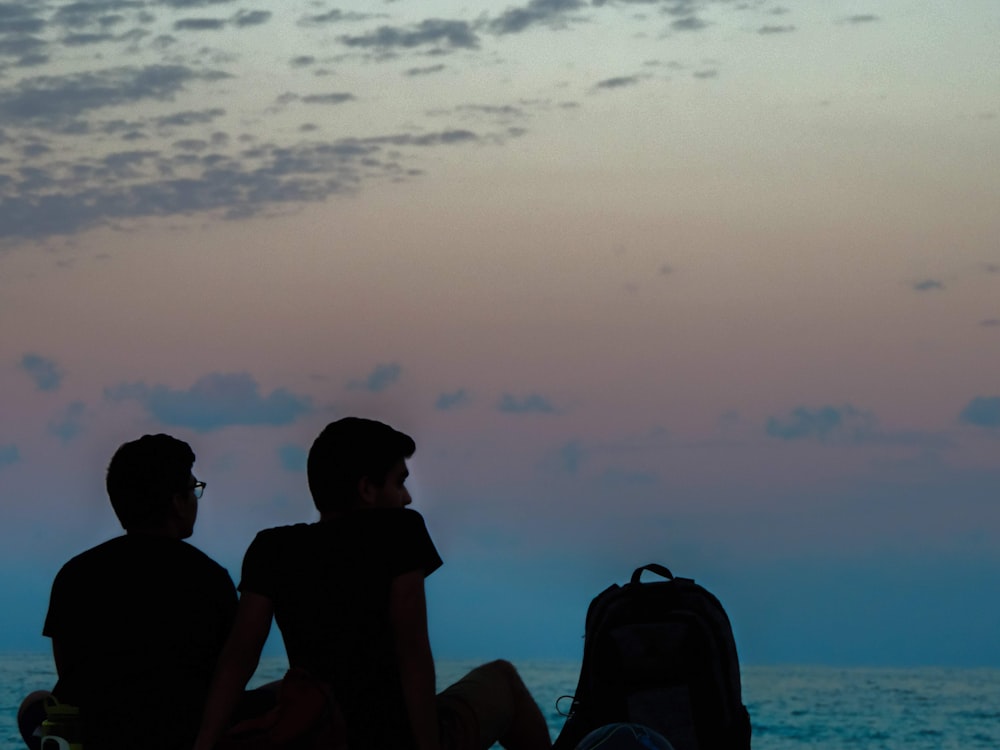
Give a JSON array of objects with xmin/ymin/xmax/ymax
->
[
  {"xmin": 356, "ymin": 476, "xmax": 377, "ymax": 506},
  {"xmin": 169, "ymin": 491, "xmax": 187, "ymax": 514}
]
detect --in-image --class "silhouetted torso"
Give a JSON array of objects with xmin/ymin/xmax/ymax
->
[
  {"xmin": 44, "ymin": 534, "xmax": 236, "ymax": 750},
  {"xmin": 240, "ymin": 508, "xmax": 442, "ymax": 750}
]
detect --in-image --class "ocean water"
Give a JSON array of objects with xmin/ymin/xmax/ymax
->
[{"xmin": 3, "ymin": 654, "xmax": 999, "ymax": 749}]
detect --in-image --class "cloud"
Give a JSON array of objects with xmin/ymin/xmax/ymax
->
[
  {"xmin": 488, "ymin": 0, "xmax": 586, "ymax": 35},
  {"xmin": 162, "ymin": 1, "xmax": 241, "ymax": 8},
  {"xmin": 980, "ymin": 319, "xmax": 1000, "ymax": 328},
  {"xmin": 757, "ymin": 25, "xmax": 796, "ymax": 34},
  {"xmin": 0, "ymin": 128, "xmax": 489, "ymax": 241},
  {"xmin": 0, "ymin": 65, "xmax": 230, "ymax": 129},
  {"xmin": 671, "ymin": 17, "xmax": 709, "ymax": 32},
  {"xmin": 560, "ymin": 440, "xmax": 584, "ymax": 474},
  {"xmin": 594, "ymin": 76, "xmax": 641, "ymax": 90},
  {"xmin": 301, "ymin": 93, "xmax": 356, "ymax": 105},
  {"xmin": 959, "ymin": 397, "xmax": 1000, "ymax": 429},
  {"xmin": 298, "ymin": 9, "xmax": 374, "ymax": 27},
  {"xmin": 596, "ymin": 467, "xmax": 658, "ymax": 488},
  {"xmin": 19, "ymin": 353, "xmax": 63, "ymax": 391},
  {"xmin": 105, "ymin": 372, "xmax": 313, "ymax": 432},
  {"xmin": 48, "ymin": 401, "xmax": 86, "ymax": 442},
  {"xmin": 348, "ymin": 363, "xmax": 402, "ymax": 393},
  {"xmin": 435, "ymin": 388, "xmax": 470, "ymax": 411},
  {"xmin": 174, "ymin": 18, "xmax": 227, "ymax": 31},
  {"xmin": 912, "ymin": 279, "xmax": 945, "ymax": 292},
  {"xmin": 497, "ymin": 393, "xmax": 558, "ymax": 414},
  {"xmin": 841, "ymin": 14, "xmax": 880, "ymax": 24},
  {"xmin": 766, "ymin": 404, "xmax": 877, "ymax": 442},
  {"xmin": 279, "ymin": 443, "xmax": 308, "ymax": 472},
  {"xmin": 0, "ymin": 444, "xmax": 19, "ymax": 468},
  {"xmin": 339, "ymin": 19, "xmax": 480, "ymax": 51},
  {"xmin": 155, "ymin": 108, "xmax": 227, "ymax": 128},
  {"xmin": 233, "ymin": 10, "xmax": 271, "ymax": 28},
  {"xmin": 405, "ymin": 64, "xmax": 446, "ymax": 77},
  {"xmin": 0, "ymin": 5, "xmax": 45, "ymax": 34}
]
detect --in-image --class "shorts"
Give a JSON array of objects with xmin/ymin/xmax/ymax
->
[{"xmin": 437, "ymin": 661, "xmax": 517, "ymax": 750}]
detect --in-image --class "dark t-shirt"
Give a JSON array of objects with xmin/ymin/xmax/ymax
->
[
  {"xmin": 240, "ymin": 508, "xmax": 443, "ymax": 750},
  {"xmin": 43, "ymin": 534, "xmax": 237, "ymax": 750}
]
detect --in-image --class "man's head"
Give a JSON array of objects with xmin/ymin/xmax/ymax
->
[
  {"xmin": 106, "ymin": 434, "xmax": 199, "ymax": 536},
  {"xmin": 307, "ymin": 417, "xmax": 416, "ymax": 513}
]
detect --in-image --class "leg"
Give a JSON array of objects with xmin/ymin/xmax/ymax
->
[
  {"xmin": 438, "ymin": 660, "xmax": 552, "ymax": 750},
  {"xmin": 18, "ymin": 690, "xmax": 51, "ymax": 750}
]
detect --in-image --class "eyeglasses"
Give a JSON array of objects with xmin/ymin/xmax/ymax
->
[{"xmin": 192, "ymin": 481, "xmax": 206, "ymax": 499}]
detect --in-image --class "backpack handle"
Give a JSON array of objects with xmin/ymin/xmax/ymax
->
[{"xmin": 630, "ymin": 563, "xmax": 674, "ymax": 583}]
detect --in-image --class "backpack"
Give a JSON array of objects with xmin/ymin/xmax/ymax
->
[{"xmin": 553, "ymin": 564, "xmax": 751, "ymax": 750}]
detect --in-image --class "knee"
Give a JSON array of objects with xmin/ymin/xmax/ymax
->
[
  {"xmin": 483, "ymin": 659, "xmax": 519, "ymax": 682},
  {"xmin": 483, "ymin": 659, "xmax": 531, "ymax": 696}
]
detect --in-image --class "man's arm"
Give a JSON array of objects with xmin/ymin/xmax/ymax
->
[
  {"xmin": 51, "ymin": 639, "xmax": 71, "ymax": 681},
  {"xmin": 192, "ymin": 591, "xmax": 273, "ymax": 750},
  {"xmin": 390, "ymin": 569, "xmax": 441, "ymax": 750}
]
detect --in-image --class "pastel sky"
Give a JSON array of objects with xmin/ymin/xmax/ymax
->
[{"xmin": 1, "ymin": 0, "xmax": 999, "ymax": 669}]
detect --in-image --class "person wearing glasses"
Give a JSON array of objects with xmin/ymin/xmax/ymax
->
[{"xmin": 19, "ymin": 434, "xmax": 243, "ymax": 750}]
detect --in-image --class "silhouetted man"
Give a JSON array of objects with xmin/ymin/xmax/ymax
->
[
  {"xmin": 20, "ymin": 434, "xmax": 238, "ymax": 750},
  {"xmin": 194, "ymin": 417, "xmax": 552, "ymax": 750}
]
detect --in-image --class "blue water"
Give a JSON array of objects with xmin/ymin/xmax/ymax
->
[{"xmin": 3, "ymin": 654, "xmax": 999, "ymax": 749}]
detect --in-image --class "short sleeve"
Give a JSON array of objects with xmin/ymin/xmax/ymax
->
[
  {"xmin": 385, "ymin": 510, "xmax": 443, "ymax": 580},
  {"xmin": 239, "ymin": 529, "xmax": 282, "ymax": 599},
  {"xmin": 42, "ymin": 563, "xmax": 74, "ymax": 639}
]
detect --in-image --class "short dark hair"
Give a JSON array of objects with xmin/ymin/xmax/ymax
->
[
  {"xmin": 106, "ymin": 434, "xmax": 195, "ymax": 529},
  {"xmin": 307, "ymin": 417, "xmax": 415, "ymax": 512}
]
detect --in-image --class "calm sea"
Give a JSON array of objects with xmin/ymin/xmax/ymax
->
[{"xmin": 3, "ymin": 654, "xmax": 999, "ymax": 749}]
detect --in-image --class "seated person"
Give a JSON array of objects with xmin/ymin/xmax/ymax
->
[
  {"xmin": 20, "ymin": 434, "xmax": 240, "ymax": 750},
  {"xmin": 194, "ymin": 417, "xmax": 552, "ymax": 750}
]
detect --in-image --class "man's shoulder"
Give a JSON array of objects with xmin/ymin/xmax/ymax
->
[
  {"xmin": 56, "ymin": 535, "xmax": 127, "ymax": 574},
  {"xmin": 175, "ymin": 539, "xmax": 232, "ymax": 575},
  {"xmin": 362, "ymin": 508, "xmax": 428, "ymax": 528},
  {"xmin": 254, "ymin": 522, "xmax": 313, "ymax": 541}
]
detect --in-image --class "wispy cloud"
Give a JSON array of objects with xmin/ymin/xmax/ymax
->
[
  {"xmin": 560, "ymin": 440, "xmax": 584, "ymax": 474},
  {"xmin": 174, "ymin": 19, "xmax": 228, "ymax": 32},
  {"xmin": 757, "ymin": 25, "xmax": 796, "ymax": 34},
  {"xmin": 912, "ymin": 279, "xmax": 945, "ymax": 292},
  {"xmin": 339, "ymin": 19, "xmax": 480, "ymax": 51},
  {"xmin": 959, "ymin": 397, "xmax": 1000, "ymax": 429},
  {"xmin": 435, "ymin": 388, "xmax": 470, "ymax": 411},
  {"xmin": 488, "ymin": 0, "xmax": 586, "ymax": 35},
  {"xmin": 497, "ymin": 393, "xmax": 558, "ymax": 414},
  {"xmin": 0, "ymin": 65, "xmax": 231, "ymax": 129},
  {"xmin": 405, "ymin": 64, "xmax": 446, "ymax": 77},
  {"xmin": 766, "ymin": 404, "xmax": 949, "ymax": 448},
  {"xmin": 48, "ymin": 401, "xmax": 86, "ymax": 442},
  {"xmin": 0, "ymin": 128, "xmax": 491, "ymax": 241},
  {"xmin": 840, "ymin": 14, "xmax": 880, "ymax": 25},
  {"xmin": 278, "ymin": 443, "xmax": 308, "ymax": 472},
  {"xmin": 671, "ymin": 16, "xmax": 709, "ymax": 32},
  {"xmin": 19, "ymin": 353, "xmax": 63, "ymax": 391},
  {"xmin": 0, "ymin": 444, "xmax": 19, "ymax": 468},
  {"xmin": 105, "ymin": 372, "xmax": 313, "ymax": 431},
  {"xmin": 348, "ymin": 363, "xmax": 402, "ymax": 393},
  {"xmin": 594, "ymin": 75, "xmax": 642, "ymax": 91},
  {"xmin": 766, "ymin": 404, "xmax": 877, "ymax": 442}
]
